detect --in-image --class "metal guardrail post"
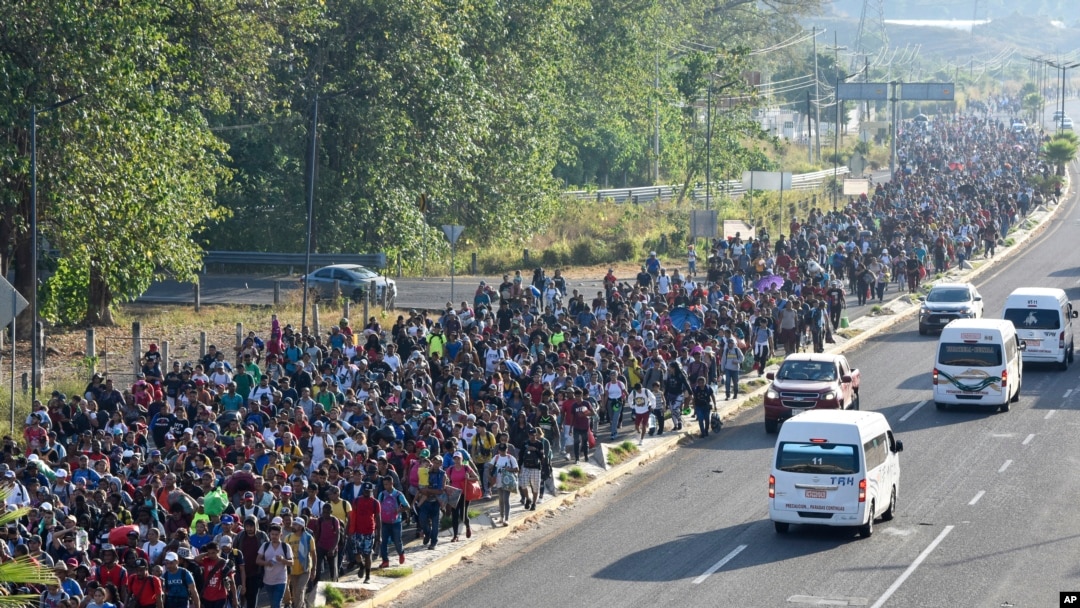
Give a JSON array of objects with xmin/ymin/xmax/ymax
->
[{"xmin": 194, "ymin": 282, "xmax": 201, "ymax": 312}]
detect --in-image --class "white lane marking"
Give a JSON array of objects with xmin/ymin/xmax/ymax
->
[
  {"xmin": 968, "ymin": 490, "xmax": 986, "ymax": 505},
  {"xmin": 998, "ymin": 460, "xmax": 1013, "ymax": 473},
  {"xmin": 899, "ymin": 400, "xmax": 927, "ymax": 423},
  {"xmin": 869, "ymin": 525, "xmax": 955, "ymax": 608},
  {"xmin": 1064, "ymin": 389, "xmax": 1073, "ymax": 399},
  {"xmin": 1045, "ymin": 410, "xmax": 1057, "ymax": 420},
  {"xmin": 1022, "ymin": 433, "xmax": 1035, "ymax": 445},
  {"xmin": 692, "ymin": 544, "xmax": 747, "ymax": 584}
]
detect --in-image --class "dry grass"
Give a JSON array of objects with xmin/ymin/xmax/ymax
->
[{"xmin": 0, "ymin": 293, "xmax": 394, "ymax": 431}]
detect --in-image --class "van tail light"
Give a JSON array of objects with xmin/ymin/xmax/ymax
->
[
  {"xmin": 858, "ymin": 478, "xmax": 866, "ymax": 502},
  {"xmin": 769, "ymin": 475, "xmax": 776, "ymax": 499},
  {"xmin": 1060, "ymin": 331, "xmax": 1066, "ymax": 350},
  {"xmin": 932, "ymin": 368, "xmax": 939, "ymax": 385},
  {"xmin": 1001, "ymin": 368, "xmax": 1008, "ymax": 390}
]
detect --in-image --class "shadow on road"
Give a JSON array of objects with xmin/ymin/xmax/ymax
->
[{"xmin": 592, "ymin": 519, "xmax": 861, "ymax": 582}]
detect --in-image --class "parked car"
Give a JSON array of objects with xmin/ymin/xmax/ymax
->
[
  {"xmin": 1063, "ymin": 116, "xmax": 1074, "ymax": 130},
  {"xmin": 301, "ymin": 264, "xmax": 396, "ymax": 304}
]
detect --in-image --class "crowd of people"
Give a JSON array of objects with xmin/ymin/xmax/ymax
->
[{"xmin": 0, "ymin": 100, "xmax": 1056, "ymax": 608}]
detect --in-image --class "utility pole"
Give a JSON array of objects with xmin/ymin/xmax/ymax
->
[
  {"xmin": 654, "ymin": 48, "xmax": 661, "ymax": 184},
  {"xmin": 813, "ymin": 26, "xmax": 821, "ymax": 164}
]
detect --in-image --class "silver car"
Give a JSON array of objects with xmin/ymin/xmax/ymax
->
[
  {"xmin": 302, "ymin": 264, "xmax": 397, "ymax": 304},
  {"xmin": 919, "ymin": 282, "xmax": 983, "ymax": 335}
]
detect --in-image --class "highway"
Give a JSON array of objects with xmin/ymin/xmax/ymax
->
[{"xmin": 390, "ymin": 144, "xmax": 1080, "ymax": 604}]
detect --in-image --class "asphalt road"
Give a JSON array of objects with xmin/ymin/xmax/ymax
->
[{"xmin": 389, "ymin": 130, "xmax": 1080, "ymax": 604}]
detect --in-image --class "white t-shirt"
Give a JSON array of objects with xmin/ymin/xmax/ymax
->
[
  {"xmin": 258, "ymin": 540, "xmax": 292, "ymax": 585},
  {"xmin": 629, "ymin": 390, "xmax": 654, "ymax": 414}
]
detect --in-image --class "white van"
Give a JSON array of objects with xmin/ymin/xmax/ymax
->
[
  {"xmin": 933, "ymin": 319, "xmax": 1023, "ymax": 411},
  {"xmin": 1002, "ymin": 287, "xmax": 1076, "ymax": 369},
  {"xmin": 769, "ymin": 410, "xmax": 903, "ymax": 538}
]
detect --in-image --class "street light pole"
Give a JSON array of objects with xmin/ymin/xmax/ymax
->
[
  {"xmin": 301, "ymin": 93, "xmax": 319, "ymax": 335},
  {"xmin": 1045, "ymin": 60, "xmax": 1080, "ymax": 132},
  {"xmin": 705, "ymin": 76, "xmax": 712, "ymax": 211},
  {"xmin": 29, "ymin": 94, "xmax": 82, "ymax": 405}
]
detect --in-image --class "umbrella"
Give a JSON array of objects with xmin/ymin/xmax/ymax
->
[
  {"xmin": 755, "ymin": 274, "xmax": 785, "ymax": 292},
  {"xmin": 502, "ymin": 359, "xmax": 523, "ymax": 379},
  {"xmin": 668, "ymin": 307, "xmax": 704, "ymax": 331}
]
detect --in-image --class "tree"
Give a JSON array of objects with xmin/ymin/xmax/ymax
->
[
  {"xmin": 1043, "ymin": 134, "xmax": 1078, "ymax": 176},
  {"xmin": 1022, "ymin": 92, "xmax": 1043, "ymax": 124},
  {"xmin": 1, "ymin": 0, "xmax": 320, "ymax": 325}
]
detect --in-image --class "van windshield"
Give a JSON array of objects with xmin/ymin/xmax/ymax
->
[
  {"xmin": 776, "ymin": 442, "xmax": 859, "ymax": 474},
  {"xmin": 938, "ymin": 343, "xmax": 1002, "ymax": 366},
  {"xmin": 1004, "ymin": 308, "xmax": 1060, "ymax": 330}
]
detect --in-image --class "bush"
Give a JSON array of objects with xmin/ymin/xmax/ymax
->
[
  {"xmin": 571, "ymin": 240, "xmax": 611, "ymax": 265},
  {"xmin": 612, "ymin": 239, "xmax": 638, "ymax": 261},
  {"xmin": 541, "ymin": 243, "xmax": 571, "ymax": 267}
]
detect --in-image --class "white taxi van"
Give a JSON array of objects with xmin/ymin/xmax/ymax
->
[
  {"xmin": 769, "ymin": 410, "xmax": 902, "ymax": 538},
  {"xmin": 933, "ymin": 319, "xmax": 1023, "ymax": 411},
  {"xmin": 1002, "ymin": 287, "xmax": 1076, "ymax": 370}
]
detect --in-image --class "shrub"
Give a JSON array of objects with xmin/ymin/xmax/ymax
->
[
  {"xmin": 571, "ymin": 240, "xmax": 611, "ymax": 265},
  {"xmin": 612, "ymin": 239, "xmax": 638, "ymax": 261}
]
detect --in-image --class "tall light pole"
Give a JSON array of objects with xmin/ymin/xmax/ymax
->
[
  {"xmin": 301, "ymin": 93, "xmax": 319, "ymax": 335},
  {"xmin": 1045, "ymin": 59, "xmax": 1080, "ymax": 132},
  {"xmin": 826, "ymin": 35, "xmax": 848, "ymax": 211},
  {"xmin": 705, "ymin": 73, "xmax": 713, "ymax": 211},
  {"xmin": 29, "ymin": 94, "xmax": 82, "ymax": 404},
  {"xmin": 300, "ymin": 88, "xmax": 355, "ymax": 335}
]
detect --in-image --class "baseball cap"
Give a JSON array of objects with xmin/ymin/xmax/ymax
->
[
  {"xmin": 281, "ymin": 486, "xmax": 292, "ymax": 494},
  {"xmin": 419, "ymin": 449, "xmax": 430, "ymax": 458},
  {"xmin": 54, "ymin": 470, "xmax": 67, "ymax": 479},
  {"xmin": 375, "ymin": 450, "xmax": 387, "ymax": 460},
  {"xmin": 164, "ymin": 552, "xmax": 178, "ymax": 562},
  {"xmin": 134, "ymin": 559, "xmax": 148, "ymax": 569},
  {"xmin": 292, "ymin": 517, "xmax": 305, "ymax": 526},
  {"xmin": 271, "ymin": 516, "xmax": 283, "ymax": 526},
  {"xmin": 243, "ymin": 491, "xmax": 254, "ymax": 499},
  {"xmin": 221, "ymin": 515, "xmax": 235, "ymax": 524}
]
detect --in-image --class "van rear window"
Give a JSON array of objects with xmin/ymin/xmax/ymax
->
[
  {"xmin": 937, "ymin": 343, "xmax": 1002, "ymax": 366},
  {"xmin": 1004, "ymin": 308, "xmax": 1060, "ymax": 330},
  {"xmin": 776, "ymin": 442, "xmax": 859, "ymax": 474}
]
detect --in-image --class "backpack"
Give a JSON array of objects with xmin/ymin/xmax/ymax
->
[{"xmin": 378, "ymin": 490, "xmax": 403, "ymax": 523}]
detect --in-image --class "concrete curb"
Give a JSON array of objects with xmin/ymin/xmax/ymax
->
[{"xmin": 352, "ymin": 175, "xmax": 1072, "ymax": 608}]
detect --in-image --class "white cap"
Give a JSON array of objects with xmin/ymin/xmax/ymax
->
[
  {"xmin": 54, "ymin": 470, "xmax": 67, "ymax": 479},
  {"xmin": 271, "ymin": 516, "xmax": 284, "ymax": 526},
  {"xmin": 122, "ymin": 450, "xmax": 135, "ymax": 458},
  {"xmin": 292, "ymin": 517, "xmax": 305, "ymax": 526},
  {"xmin": 178, "ymin": 446, "xmax": 188, "ymax": 452},
  {"xmin": 27, "ymin": 454, "xmax": 39, "ymax": 462},
  {"xmin": 165, "ymin": 434, "xmax": 175, "ymax": 441},
  {"xmin": 183, "ymin": 428, "xmax": 193, "ymax": 435},
  {"xmin": 41, "ymin": 502, "xmax": 53, "ymax": 511},
  {"xmin": 164, "ymin": 552, "xmax": 179, "ymax": 562}
]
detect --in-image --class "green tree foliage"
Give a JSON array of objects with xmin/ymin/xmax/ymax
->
[
  {"xmin": 3, "ymin": 0, "xmax": 828, "ymax": 325},
  {"xmin": 1, "ymin": 0, "xmax": 319, "ymax": 325},
  {"xmin": 1042, "ymin": 134, "xmax": 1078, "ymax": 176}
]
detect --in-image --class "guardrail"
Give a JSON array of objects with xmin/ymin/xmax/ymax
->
[
  {"xmin": 202, "ymin": 251, "xmax": 387, "ymax": 271},
  {"xmin": 564, "ymin": 166, "xmax": 850, "ymax": 204}
]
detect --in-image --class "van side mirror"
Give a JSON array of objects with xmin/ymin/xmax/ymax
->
[
  {"xmin": 766, "ymin": 372, "xmax": 776, "ymax": 380},
  {"xmin": 894, "ymin": 439, "xmax": 904, "ymax": 453},
  {"xmin": 841, "ymin": 375, "xmax": 852, "ymax": 383},
  {"xmin": 1072, "ymin": 310, "xmax": 1078, "ymax": 318},
  {"xmin": 1019, "ymin": 340, "xmax": 1027, "ymax": 352},
  {"xmin": 974, "ymin": 295, "xmax": 982, "ymax": 301},
  {"xmin": 918, "ymin": 295, "xmax": 926, "ymax": 302}
]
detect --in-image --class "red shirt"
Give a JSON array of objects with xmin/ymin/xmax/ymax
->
[
  {"xmin": 200, "ymin": 557, "xmax": 230, "ymax": 602},
  {"xmin": 124, "ymin": 572, "xmax": 162, "ymax": 608},
  {"xmin": 95, "ymin": 563, "xmax": 126, "ymax": 588},
  {"xmin": 348, "ymin": 497, "xmax": 380, "ymax": 536}
]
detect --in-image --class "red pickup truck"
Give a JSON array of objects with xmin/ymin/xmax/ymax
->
[{"xmin": 763, "ymin": 353, "xmax": 861, "ymax": 433}]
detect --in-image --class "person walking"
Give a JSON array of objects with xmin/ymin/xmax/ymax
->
[
  {"xmin": 284, "ymin": 519, "xmax": 316, "ymax": 608},
  {"xmin": 518, "ymin": 428, "xmax": 545, "ymax": 511},
  {"xmin": 750, "ymin": 317, "xmax": 774, "ymax": 375},
  {"xmin": 663, "ymin": 361, "xmax": 691, "ymax": 431},
  {"xmin": 602, "ymin": 372, "xmax": 627, "ymax": 441},
  {"xmin": 346, "ymin": 483, "xmax": 380, "ymax": 583},
  {"xmin": 720, "ymin": 338, "xmax": 744, "ymax": 400},
  {"xmin": 489, "ymin": 442, "xmax": 519, "ymax": 527},
  {"xmin": 254, "ymin": 524, "xmax": 292, "ymax": 608},
  {"xmin": 446, "ymin": 453, "xmax": 478, "ymax": 540},
  {"xmin": 628, "ymin": 383, "xmax": 655, "ymax": 445},
  {"xmin": 691, "ymin": 377, "xmax": 715, "ymax": 438},
  {"xmin": 376, "ymin": 476, "xmax": 409, "ymax": 570},
  {"xmin": 568, "ymin": 391, "xmax": 594, "ymax": 463}
]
